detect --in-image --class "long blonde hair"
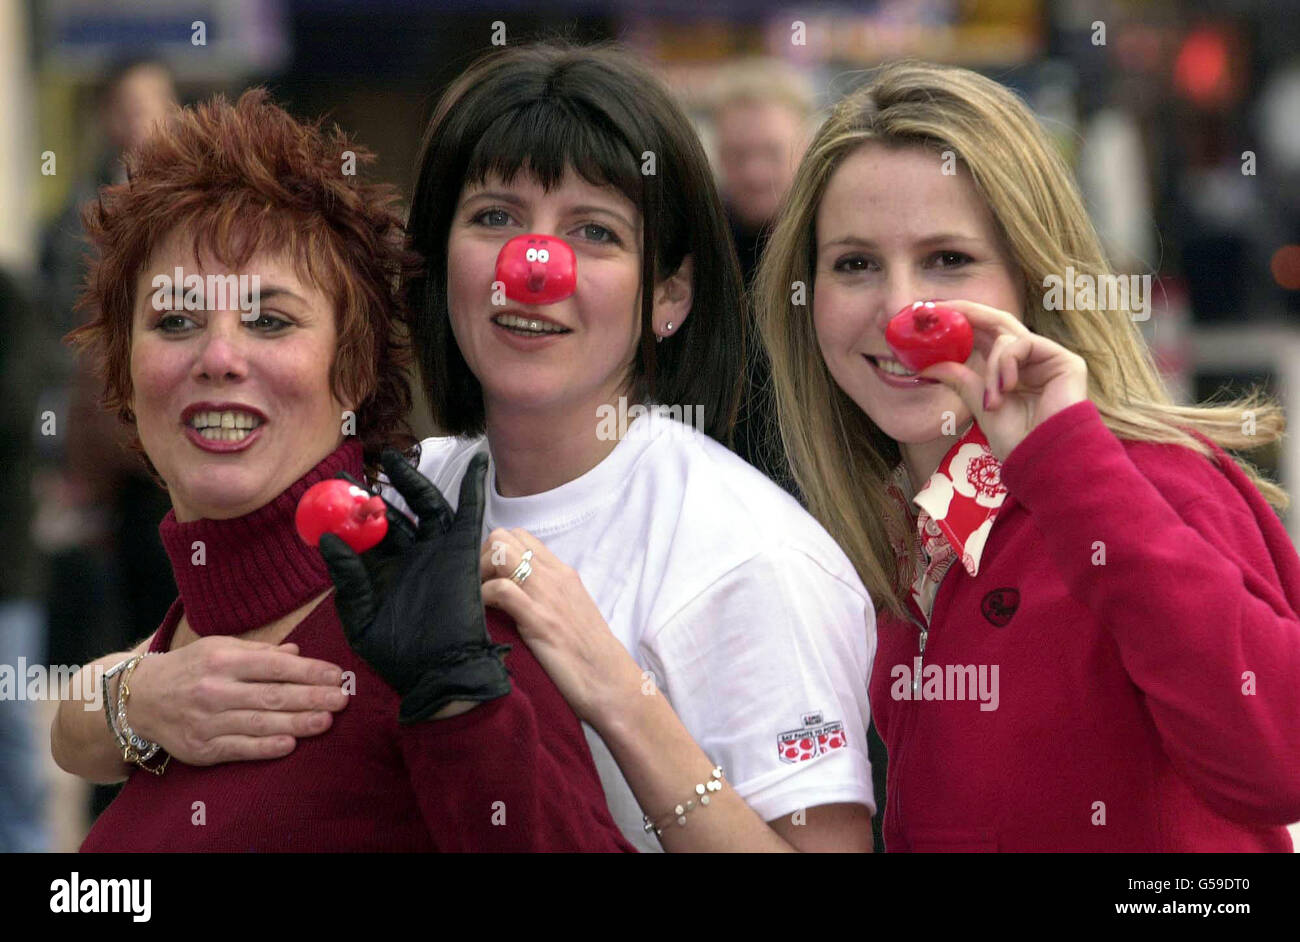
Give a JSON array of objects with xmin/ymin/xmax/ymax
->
[{"xmin": 755, "ymin": 60, "xmax": 1287, "ymax": 619}]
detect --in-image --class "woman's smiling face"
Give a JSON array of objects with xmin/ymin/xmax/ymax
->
[
  {"xmin": 812, "ymin": 143, "xmax": 1023, "ymax": 447},
  {"xmin": 446, "ymin": 168, "xmax": 646, "ymax": 419},
  {"xmin": 129, "ymin": 226, "xmax": 353, "ymax": 521}
]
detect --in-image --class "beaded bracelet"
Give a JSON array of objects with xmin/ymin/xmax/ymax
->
[
  {"xmin": 642, "ymin": 765, "xmax": 725, "ymax": 839},
  {"xmin": 104, "ymin": 654, "xmax": 170, "ymax": 775}
]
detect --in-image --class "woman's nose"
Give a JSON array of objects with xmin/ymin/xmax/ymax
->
[
  {"xmin": 192, "ymin": 321, "xmax": 250, "ymax": 381},
  {"xmin": 874, "ymin": 275, "xmax": 923, "ymax": 330}
]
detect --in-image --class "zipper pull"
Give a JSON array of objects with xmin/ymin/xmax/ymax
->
[{"xmin": 912, "ymin": 625, "xmax": 928, "ymax": 698}]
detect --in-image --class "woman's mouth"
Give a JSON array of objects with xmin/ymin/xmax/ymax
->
[
  {"xmin": 865, "ymin": 355, "xmax": 940, "ymax": 387},
  {"xmin": 183, "ymin": 409, "xmax": 266, "ymax": 452},
  {"xmin": 490, "ymin": 313, "xmax": 572, "ymax": 337}
]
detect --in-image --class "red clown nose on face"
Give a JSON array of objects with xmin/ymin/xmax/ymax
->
[{"xmin": 495, "ymin": 234, "xmax": 577, "ymax": 305}]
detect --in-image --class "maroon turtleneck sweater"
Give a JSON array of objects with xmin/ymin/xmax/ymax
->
[{"xmin": 81, "ymin": 441, "xmax": 633, "ymax": 852}]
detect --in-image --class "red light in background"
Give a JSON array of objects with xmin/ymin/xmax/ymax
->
[
  {"xmin": 1270, "ymin": 245, "xmax": 1300, "ymax": 291},
  {"xmin": 1174, "ymin": 27, "xmax": 1235, "ymax": 108}
]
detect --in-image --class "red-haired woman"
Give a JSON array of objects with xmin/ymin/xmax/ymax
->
[{"xmin": 54, "ymin": 89, "xmax": 632, "ymax": 851}]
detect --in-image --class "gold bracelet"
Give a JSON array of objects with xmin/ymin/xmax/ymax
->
[
  {"xmin": 642, "ymin": 766, "xmax": 724, "ymax": 839},
  {"xmin": 117, "ymin": 654, "xmax": 170, "ymax": 776}
]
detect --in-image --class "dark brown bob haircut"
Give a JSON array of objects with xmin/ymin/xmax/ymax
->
[
  {"xmin": 66, "ymin": 87, "xmax": 419, "ymax": 477},
  {"xmin": 408, "ymin": 41, "xmax": 746, "ymax": 443}
]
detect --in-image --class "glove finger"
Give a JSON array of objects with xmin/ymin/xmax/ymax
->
[
  {"xmin": 334, "ymin": 470, "xmax": 369, "ymax": 490},
  {"xmin": 381, "ymin": 502, "xmax": 417, "ymax": 552},
  {"xmin": 334, "ymin": 469, "xmax": 416, "ymax": 559},
  {"xmin": 381, "ymin": 448, "xmax": 453, "ymax": 540},
  {"xmin": 318, "ymin": 533, "xmax": 377, "ymax": 645},
  {"xmin": 450, "ymin": 452, "xmax": 489, "ymax": 549}
]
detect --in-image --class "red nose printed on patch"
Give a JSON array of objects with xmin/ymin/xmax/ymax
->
[
  {"xmin": 495, "ymin": 234, "xmax": 577, "ymax": 305},
  {"xmin": 295, "ymin": 479, "xmax": 389, "ymax": 553}
]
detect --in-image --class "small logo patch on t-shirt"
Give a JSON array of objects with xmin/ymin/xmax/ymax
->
[{"xmin": 778, "ymin": 713, "xmax": 847, "ymax": 763}]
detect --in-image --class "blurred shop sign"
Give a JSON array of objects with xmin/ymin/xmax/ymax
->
[
  {"xmin": 37, "ymin": 0, "xmax": 290, "ymax": 81},
  {"xmin": 764, "ymin": 0, "xmax": 1043, "ymax": 67}
]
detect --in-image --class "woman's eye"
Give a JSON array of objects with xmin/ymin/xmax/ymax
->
[
  {"xmin": 930, "ymin": 251, "xmax": 973, "ymax": 269},
  {"xmin": 578, "ymin": 223, "xmax": 618, "ymax": 244},
  {"xmin": 156, "ymin": 314, "xmax": 196, "ymax": 332},
  {"xmin": 247, "ymin": 314, "xmax": 291, "ymax": 332},
  {"xmin": 833, "ymin": 255, "xmax": 872, "ymax": 273},
  {"xmin": 473, "ymin": 208, "xmax": 512, "ymax": 227}
]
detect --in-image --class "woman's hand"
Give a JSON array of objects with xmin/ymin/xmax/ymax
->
[
  {"xmin": 479, "ymin": 528, "xmax": 644, "ymax": 728},
  {"xmin": 917, "ymin": 299, "xmax": 1089, "ymax": 461},
  {"xmin": 127, "ymin": 639, "xmax": 348, "ymax": 765},
  {"xmin": 318, "ymin": 450, "xmax": 513, "ymax": 723}
]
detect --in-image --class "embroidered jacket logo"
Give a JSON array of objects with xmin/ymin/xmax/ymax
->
[{"xmin": 981, "ymin": 588, "xmax": 1019, "ymax": 626}]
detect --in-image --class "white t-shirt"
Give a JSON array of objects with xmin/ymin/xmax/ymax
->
[{"xmin": 393, "ymin": 410, "xmax": 876, "ymax": 851}]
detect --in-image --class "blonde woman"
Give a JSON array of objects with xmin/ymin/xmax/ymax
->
[{"xmin": 756, "ymin": 60, "xmax": 1300, "ymax": 851}]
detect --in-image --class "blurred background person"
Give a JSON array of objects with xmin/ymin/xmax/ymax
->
[
  {"xmin": 0, "ymin": 268, "xmax": 48, "ymax": 851},
  {"xmin": 34, "ymin": 54, "xmax": 180, "ymax": 832},
  {"xmin": 704, "ymin": 59, "xmax": 815, "ymax": 495},
  {"xmin": 707, "ymin": 59, "xmax": 815, "ymax": 286}
]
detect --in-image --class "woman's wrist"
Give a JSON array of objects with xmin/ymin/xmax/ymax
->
[
  {"xmin": 120, "ymin": 652, "xmax": 162, "ymax": 745},
  {"xmin": 576, "ymin": 649, "xmax": 645, "ymax": 738},
  {"xmin": 431, "ymin": 700, "xmax": 480, "ymax": 719},
  {"xmin": 589, "ymin": 662, "xmax": 667, "ymax": 749}
]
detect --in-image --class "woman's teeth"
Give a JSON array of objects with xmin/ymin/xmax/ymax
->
[
  {"xmin": 492, "ymin": 314, "xmax": 569, "ymax": 335},
  {"xmin": 874, "ymin": 357, "xmax": 918, "ymax": 377},
  {"xmin": 198, "ymin": 427, "xmax": 253, "ymax": 442},
  {"xmin": 188, "ymin": 410, "xmax": 263, "ymax": 441}
]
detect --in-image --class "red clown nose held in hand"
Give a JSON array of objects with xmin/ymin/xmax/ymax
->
[
  {"xmin": 885, "ymin": 301, "xmax": 974, "ymax": 372},
  {"xmin": 295, "ymin": 479, "xmax": 389, "ymax": 553},
  {"xmin": 495, "ymin": 234, "xmax": 577, "ymax": 305}
]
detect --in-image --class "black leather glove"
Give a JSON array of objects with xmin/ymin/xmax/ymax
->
[{"xmin": 318, "ymin": 449, "xmax": 511, "ymax": 724}]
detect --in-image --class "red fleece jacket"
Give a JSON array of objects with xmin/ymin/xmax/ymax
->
[{"xmin": 870, "ymin": 400, "xmax": 1300, "ymax": 851}]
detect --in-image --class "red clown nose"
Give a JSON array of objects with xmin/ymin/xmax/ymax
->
[{"xmin": 495, "ymin": 234, "xmax": 577, "ymax": 305}]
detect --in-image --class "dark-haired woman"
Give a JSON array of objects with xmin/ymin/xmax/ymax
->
[{"xmin": 396, "ymin": 43, "xmax": 876, "ymax": 852}]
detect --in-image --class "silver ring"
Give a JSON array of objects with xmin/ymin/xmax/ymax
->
[{"xmin": 510, "ymin": 549, "xmax": 535, "ymax": 586}]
